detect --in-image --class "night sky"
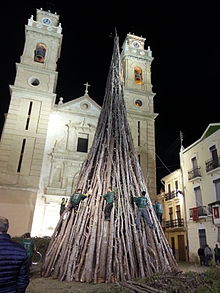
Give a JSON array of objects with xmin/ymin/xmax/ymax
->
[{"xmin": 0, "ymin": 1, "xmax": 219, "ymax": 192}]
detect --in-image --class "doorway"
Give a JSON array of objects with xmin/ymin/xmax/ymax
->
[
  {"xmin": 178, "ymin": 235, "xmax": 186, "ymax": 261},
  {"xmin": 171, "ymin": 237, "xmax": 175, "ymax": 258}
]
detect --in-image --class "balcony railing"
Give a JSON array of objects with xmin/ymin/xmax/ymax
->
[
  {"xmin": 208, "ymin": 200, "xmax": 220, "ymax": 207},
  {"xmin": 164, "ymin": 190, "xmax": 183, "ymax": 201},
  {"xmin": 165, "ymin": 218, "xmax": 184, "ymax": 228},
  {"xmin": 189, "ymin": 206, "xmax": 208, "ymax": 220},
  {"xmin": 208, "ymin": 202, "xmax": 220, "ymax": 226},
  {"xmin": 205, "ymin": 157, "xmax": 220, "ymax": 172},
  {"xmin": 188, "ymin": 167, "xmax": 202, "ymax": 180}
]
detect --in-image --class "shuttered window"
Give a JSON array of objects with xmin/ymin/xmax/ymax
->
[
  {"xmin": 213, "ymin": 178, "xmax": 220, "ymax": 201},
  {"xmin": 198, "ymin": 229, "xmax": 207, "ymax": 248},
  {"xmin": 194, "ymin": 186, "xmax": 203, "ymax": 207}
]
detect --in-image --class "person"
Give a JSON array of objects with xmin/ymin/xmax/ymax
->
[
  {"xmin": 0, "ymin": 216, "xmax": 29, "ymax": 292},
  {"xmin": 197, "ymin": 246, "xmax": 205, "ymax": 266},
  {"xmin": 155, "ymin": 201, "xmax": 163, "ymax": 223},
  {"xmin": 20, "ymin": 232, "xmax": 36, "ymax": 269},
  {"xmin": 214, "ymin": 244, "xmax": 220, "ymax": 264},
  {"xmin": 133, "ymin": 191, "xmax": 154, "ymax": 229},
  {"xmin": 60, "ymin": 197, "xmax": 68, "ymax": 216},
  {"xmin": 204, "ymin": 244, "xmax": 212, "ymax": 266},
  {"xmin": 102, "ymin": 187, "xmax": 115, "ymax": 221},
  {"xmin": 68, "ymin": 188, "xmax": 90, "ymax": 211}
]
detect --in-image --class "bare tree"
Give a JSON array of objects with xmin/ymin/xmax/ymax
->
[{"xmin": 42, "ymin": 33, "xmax": 178, "ymax": 283}]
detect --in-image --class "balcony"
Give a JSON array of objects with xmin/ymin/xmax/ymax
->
[
  {"xmin": 165, "ymin": 218, "xmax": 184, "ymax": 229},
  {"xmin": 164, "ymin": 190, "xmax": 183, "ymax": 201},
  {"xmin": 188, "ymin": 167, "xmax": 202, "ymax": 181},
  {"xmin": 208, "ymin": 201, "xmax": 220, "ymax": 226},
  {"xmin": 206, "ymin": 157, "xmax": 220, "ymax": 173},
  {"xmin": 189, "ymin": 206, "xmax": 209, "ymax": 221}
]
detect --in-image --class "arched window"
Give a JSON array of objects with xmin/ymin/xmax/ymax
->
[
  {"xmin": 134, "ymin": 66, "xmax": 143, "ymax": 84},
  {"xmin": 34, "ymin": 43, "xmax": 47, "ymax": 63}
]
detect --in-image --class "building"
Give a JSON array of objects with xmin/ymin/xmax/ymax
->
[
  {"xmin": 0, "ymin": 9, "xmax": 157, "ymax": 236},
  {"xmin": 180, "ymin": 123, "xmax": 220, "ymax": 262},
  {"xmin": 159, "ymin": 169, "xmax": 187, "ymax": 262},
  {"xmin": 159, "ymin": 124, "xmax": 220, "ymax": 262}
]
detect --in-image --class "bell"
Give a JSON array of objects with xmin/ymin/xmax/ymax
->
[{"xmin": 35, "ymin": 48, "xmax": 45, "ymax": 58}]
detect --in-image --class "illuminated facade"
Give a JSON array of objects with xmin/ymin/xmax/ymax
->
[
  {"xmin": 158, "ymin": 124, "xmax": 220, "ymax": 262},
  {"xmin": 159, "ymin": 169, "xmax": 187, "ymax": 262},
  {"xmin": 180, "ymin": 123, "xmax": 220, "ymax": 262},
  {"xmin": 0, "ymin": 9, "xmax": 157, "ymax": 236}
]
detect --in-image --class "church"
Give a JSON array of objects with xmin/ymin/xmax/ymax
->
[{"xmin": 0, "ymin": 8, "xmax": 157, "ymax": 236}]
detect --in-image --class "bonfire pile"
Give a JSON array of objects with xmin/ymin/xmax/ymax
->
[{"xmin": 42, "ymin": 34, "xmax": 178, "ymax": 283}]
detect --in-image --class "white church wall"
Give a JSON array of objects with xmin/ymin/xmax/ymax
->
[
  {"xmin": 38, "ymin": 95, "xmax": 100, "ymax": 194},
  {"xmin": 31, "ymin": 95, "xmax": 101, "ymax": 236}
]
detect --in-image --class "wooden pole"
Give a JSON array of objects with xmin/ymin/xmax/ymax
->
[{"xmin": 42, "ymin": 33, "xmax": 179, "ymax": 283}]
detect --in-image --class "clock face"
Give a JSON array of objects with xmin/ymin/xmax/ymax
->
[
  {"xmin": 42, "ymin": 18, "xmax": 51, "ymax": 25},
  {"xmin": 132, "ymin": 41, "xmax": 140, "ymax": 48}
]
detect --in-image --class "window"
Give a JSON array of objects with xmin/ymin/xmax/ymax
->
[
  {"xmin": 17, "ymin": 139, "xmax": 26, "ymax": 173},
  {"xmin": 192, "ymin": 157, "xmax": 198, "ymax": 170},
  {"xmin": 175, "ymin": 180, "xmax": 178, "ymax": 191},
  {"xmin": 138, "ymin": 154, "xmax": 141, "ymax": 164},
  {"xmin": 134, "ymin": 66, "xmax": 143, "ymax": 85},
  {"xmin": 213, "ymin": 207, "xmax": 219, "ymax": 218},
  {"xmin": 176, "ymin": 205, "xmax": 183, "ymax": 226},
  {"xmin": 171, "ymin": 237, "xmax": 175, "ymax": 257},
  {"xmin": 198, "ymin": 229, "xmax": 207, "ymax": 248},
  {"xmin": 190, "ymin": 156, "xmax": 201, "ymax": 178},
  {"xmin": 25, "ymin": 101, "xmax": 33, "ymax": 130},
  {"xmin": 169, "ymin": 207, "xmax": 173, "ymax": 221},
  {"xmin": 194, "ymin": 186, "xmax": 203, "ymax": 207},
  {"xmin": 218, "ymin": 227, "xmax": 220, "ymax": 242},
  {"xmin": 210, "ymin": 145, "xmax": 218, "ymax": 168},
  {"xmin": 137, "ymin": 121, "xmax": 140, "ymax": 146},
  {"xmin": 77, "ymin": 133, "xmax": 89, "ymax": 153},
  {"xmin": 30, "ymin": 78, "xmax": 40, "ymax": 86},
  {"xmin": 135, "ymin": 100, "xmax": 143, "ymax": 107},
  {"xmin": 34, "ymin": 43, "xmax": 46, "ymax": 63},
  {"xmin": 176, "ymin": 205, "xmax": 181, "ymax": 220},
  {"xmin": 168, "ymin": 184, "xmax": 171, "ymax": 195},
  {"xmin": 213, "ymin": 178, "xmax": 220, "ymax": 201}
]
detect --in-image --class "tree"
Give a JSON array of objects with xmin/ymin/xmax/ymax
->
[{"xmin": 42, "ymin": 33, "xmax": 178, "ymax": 283}]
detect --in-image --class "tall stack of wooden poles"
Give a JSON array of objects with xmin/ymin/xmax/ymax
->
[{"xmin": 42, "ymin": 34, "xmax": 179, "ymax": 283}]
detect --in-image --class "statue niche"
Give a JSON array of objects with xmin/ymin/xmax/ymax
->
[{"xmin": 50, "ymin": 164, "xmax": 62, "ymax": 188}]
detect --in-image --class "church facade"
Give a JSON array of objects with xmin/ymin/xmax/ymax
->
[{"xmin": 0, "ymin": 9, "xmax": 157, "ymax": 236}]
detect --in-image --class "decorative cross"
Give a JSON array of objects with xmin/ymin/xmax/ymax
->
[{"xmin": 84, "ymin": 82, "xmax": 91, "ymax": 95}]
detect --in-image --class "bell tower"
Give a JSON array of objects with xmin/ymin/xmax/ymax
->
[
  {"xmin": 0, "ymin": 9, "xmax": 62, "ymax": 235},
  {"xmin": 121, "ymin": 33, "xmax": 157, "ymax": 198},
  {"xmin": 0, "ymin": 8, "xmax": 62, "ymax": 187}
]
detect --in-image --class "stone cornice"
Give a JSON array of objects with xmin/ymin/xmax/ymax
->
[
  {"xmin": 25, "ymin": 24, "xmax": 62, "ymax": 39},
  {"xmin": 52, "ymin": 107, "xmax": 99, "ymax": 118},
  {"xmin": 51, "ymin": 151, "xmax": 87, "ymax": 161},
  {"xmin": 65, "ymin": 119, "xmax": 96, "ymax": 130},
  {"xmin": 127, "ymin": 111, "xmax": 158, "ymax": 120},
  {"xmin": 9, "ymin": 85, "xmax": 57, "ymax": 100},
  {"xmin": 121, "ymin": 50, "xmax": 153, "ymax": 63},
  {"xmin": 16, "ymin": 63, "xmax": 59, "ymax": 76},
  {"xmin": 58, "ymin": 95, "xmax": 101, "ymax": 110},
  {"xmin": 0, "ymin": 185, "xmax": 38, "ymax": 192},
  {"xmin": 124, "ymin": 88, "xmax": 155, "ymax": 97}
]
